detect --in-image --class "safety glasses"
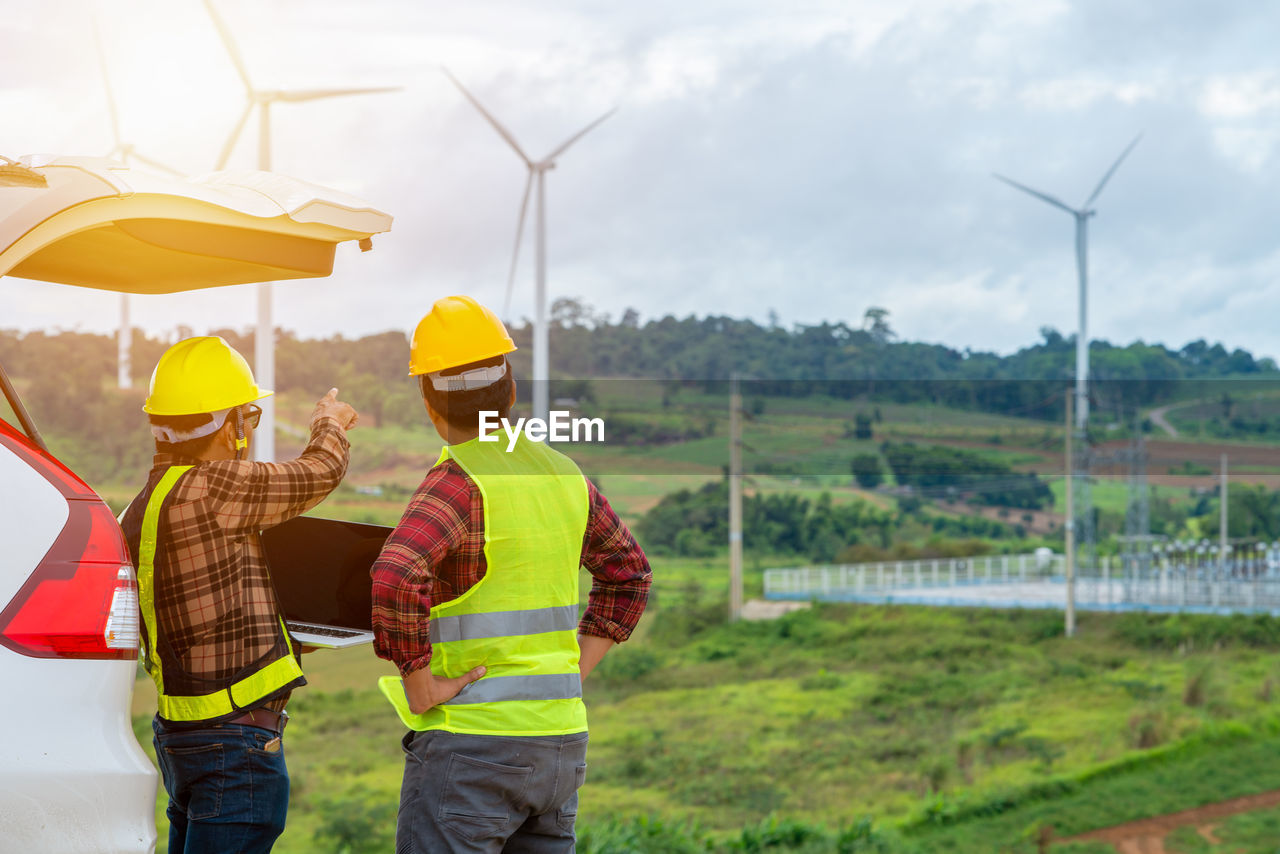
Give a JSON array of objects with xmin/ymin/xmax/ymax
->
[{"xmin": 242, "ymin": 404, "xmax": 263, "ymax": 430}]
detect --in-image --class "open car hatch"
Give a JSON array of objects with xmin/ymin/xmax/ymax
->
[{"xmin": 0, "ymin": 155, "xmax": 393, "ymax": 291}]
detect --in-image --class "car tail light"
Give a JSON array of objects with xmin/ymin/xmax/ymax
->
[{"xmin": 0, "ymin": 425, "xmax": 140, "ymax": 660}]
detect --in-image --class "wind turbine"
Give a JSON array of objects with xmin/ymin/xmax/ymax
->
[
  {"xmin": 993, "ymin": 134, "xmax": 1141, "ymax": 431},
  {"xmin": 93, "ymin": 19, "xmax": 184, "ymax": 390},
  {"xmin": 443, "ymin": 67, "xmax": 615, "ymax": 424},
  {"xmin": 204, "ymin": 0, "xmax": 398, "ymax": 461},
  {"xmin": 995, "ymin": 134, "xmax": 1141, "ymax": 584}
]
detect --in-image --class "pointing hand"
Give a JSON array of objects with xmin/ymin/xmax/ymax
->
[{"xmin": 311, "ymin": 387, "xmax": 359, "ymax": 431}]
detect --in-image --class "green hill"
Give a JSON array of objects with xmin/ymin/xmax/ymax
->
[{"xmin": 132, "ymin": 571, "xmax": 1280, "ymax": 853}]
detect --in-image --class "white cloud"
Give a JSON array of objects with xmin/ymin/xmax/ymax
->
[
  {"xmin": 1208, "ymin": 128, "xmax": 1280, "ymax": 174},
  {"xmin": 1019, "ymin": 76, "xmax": 1162, "ymax": 111},
  {"xmin": 6, "ymin": 0, "xmax": 1280, "ymax": 371},
  {"xmin": 1198, "ymin": 72, "xmax": 1280, "ymax": 120}
]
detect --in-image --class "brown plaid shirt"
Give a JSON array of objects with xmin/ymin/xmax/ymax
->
[
  {"xmin": 371, "ymin": 459, "xmax": 652, "ymax": 677},
  {"xmin": 122, "ymin": 417, "xmax": 349, "ymax": 716}
]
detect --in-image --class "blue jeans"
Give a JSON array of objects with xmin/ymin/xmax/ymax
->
[
  {"xmin": 152, "ymin": 716, "xmax": 290, "ymax": 854},
  {"xmin": 397, "ymin": 729, "xmax": 589, "ymax": 854}
]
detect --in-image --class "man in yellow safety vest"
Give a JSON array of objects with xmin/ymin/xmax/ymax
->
[
  {"xmin": 120, "ymin": 336, "xmax": 358, "ymax": 854},
  {"xmin": 371, "ymin": 295, "xmax": 651, "ymax": 852}
]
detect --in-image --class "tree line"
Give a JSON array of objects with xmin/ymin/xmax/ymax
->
[
  {"xmin": 636, "ymin": 479, "xmax": 1023, "ymax": 562},
  {"xmin": 540, "ymin": 301, "xmax": 1278, "ymax": 422},
  {"xmin": 3, "ymin": 304, "xmax": 1276, "ymax": 482}
]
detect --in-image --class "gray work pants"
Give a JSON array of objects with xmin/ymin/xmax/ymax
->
[{"xmin": 397, "ymin": 729, "xmax": 589, "ymax": 854}]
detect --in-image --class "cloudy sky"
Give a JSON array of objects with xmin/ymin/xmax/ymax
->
[{"xmin": 3, "ymin": 0, "xmax": 1280, "ymax": 358}]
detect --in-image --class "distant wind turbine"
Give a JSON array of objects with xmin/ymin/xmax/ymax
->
[
  {"xmin": 93, "ymin": 18, "xmax": 184, "ymax": 390},
  {"xmin": 204, "ymin": 0, "xmax": 399, "ymax": 461},
  {"xmin": 443, "ymin": 67, "xmax": 615, "ymax": 425},
  {"xmin": 993, "ymin": 134, "xmax": 1141, "ymax": 431}
]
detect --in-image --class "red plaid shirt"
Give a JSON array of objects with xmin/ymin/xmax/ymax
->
[
  {"xmin": 371, "ymin": 458, "xmax": 651, "ymax": 676},
  {"xmin": 122, "ymin": 417, "xmax": 350, "ymax": 714}
]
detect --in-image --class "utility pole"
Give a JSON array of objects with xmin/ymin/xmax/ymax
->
[
  {"xmin": 117, "ymin": 296, "xmax": 131, "ymax": 389},
  {"xmin": 1220, "ymin": 453, "xmax": 1228, "ymax": 574},
  {"xmin": 255, "ymin": 112, "xmax": 276, "ymax": 463},
  {"xmin": 729, "ymin": 374, "xmax": 743, "ymax": 622},
  {"xmin": 1064, "ymin": 389, "xmax": 1076, "ymax": 638}
]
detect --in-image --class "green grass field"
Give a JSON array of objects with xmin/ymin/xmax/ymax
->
[
  {"xmin": 100, "ymin": 392, "xmax": 1280, "ymax": 852},
  {"xmin": 132, "ymin": 586, "xmax": 1280, "ymax": 853}
]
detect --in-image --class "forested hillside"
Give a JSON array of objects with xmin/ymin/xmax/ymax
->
[{"xmin": 4, "ymin": 300, "xmax": 1274, "ymax": 417}]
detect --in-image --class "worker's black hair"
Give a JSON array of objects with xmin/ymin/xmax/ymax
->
[
  {"xmin": 149, "ymin": 412, "xmax": 223, "ymax": 458},
  {"xmin": 420, "ymin": 354, "xmax": 514, "ymax": 432}
]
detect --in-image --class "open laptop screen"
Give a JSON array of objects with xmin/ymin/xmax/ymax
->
[{"xmin": 261, "ymin": 515, "xmax": 391, "ymax": 632}]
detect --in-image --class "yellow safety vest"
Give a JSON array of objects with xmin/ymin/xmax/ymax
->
[
  {"xmin": 379, "ymin": 434, "xmax": 590, "ymax": 736},
  {"xmin": 137, "ymin": 465, "xmax": 305, "ymax": 723}
]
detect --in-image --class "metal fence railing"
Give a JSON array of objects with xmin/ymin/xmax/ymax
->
[
  {"xmin": 763, "ymin": 554, "xmax": 1280, "ymax": 616},
  {"xmin": 764, "ymin": 553, "xmax": 1062, "ymax": 597}
]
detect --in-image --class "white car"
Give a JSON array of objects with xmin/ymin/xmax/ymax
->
[{"xmin": 0, "ymin": 156, "xmax": 391, "ymax": 853}]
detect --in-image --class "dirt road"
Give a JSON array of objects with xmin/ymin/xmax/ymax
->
[{"xmin": 1060, "ymin": 788, "xmax": 1280, "ymax": 852}]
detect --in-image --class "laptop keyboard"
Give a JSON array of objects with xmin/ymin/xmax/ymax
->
[{"xmin": 287, "ymin": 622, "xmax": 366, "ymax": 639}]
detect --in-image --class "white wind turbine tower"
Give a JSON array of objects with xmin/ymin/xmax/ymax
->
[
  {"xmin": 993, "ymin": 134, "xmax": 1141, "ymax": 432},
  {"xmin": 94, "ymin": 19, "xmax": 184, "ymax": 390},
  {"xmin": 994, "ymin": 133, "xmax": 1141, "ymax": 583},
  {"xmin": 205, "ymin": 0, "xmax": 398, "ymax": 461},
  {"xmin": 443, "ymin": 68, "xmax": 615, "ymax": 424}
]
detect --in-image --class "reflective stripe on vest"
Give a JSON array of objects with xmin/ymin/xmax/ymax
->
[
  {"xmin": 137, "ymin": 465, "xmax": 304, "ymax": 723},
  {"xmin": 429, "ymin": 604, "xmax": 579, "ymax": 645},
  {"xmin": 446, "ymin": 673, "xmax": 582, "ymax": 705},
  {"xmin": 379, "ymin": 435, "xmax": 590, "ymax": 736}
]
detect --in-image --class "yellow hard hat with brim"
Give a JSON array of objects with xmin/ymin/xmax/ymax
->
[
  {"xmin": 143, "ymin": 336, "xmax": 273, "ymax": 416},
  {"xmin": 409, "ymin": 295, "xmax": 516, "ymax": 376}
]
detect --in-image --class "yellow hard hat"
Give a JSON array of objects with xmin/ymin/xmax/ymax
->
[
  {"xmin": 408, "ymin": 295, "xmax": 516, "ymax": 376},
  {"xmin": 143, "ymin": 336, "xmax": 273, "ymax": 415}
]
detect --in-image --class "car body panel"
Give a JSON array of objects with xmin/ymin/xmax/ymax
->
[
  {"xmin": 1, "ymin": 155, "xmax": 392, "ymax": 292},
  {"xmin": 0, "ymin": 657, "xmax": 154, "ymax": 854},
  {"xmin": 0, "ymin": 431, "xmax": 68, "ymax": 606}
]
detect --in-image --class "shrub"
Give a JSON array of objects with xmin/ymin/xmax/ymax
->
[
  {"xmin": 851, "ymin": 454, "xmax": 884, "ymax": 489},
  {"xmin": 595, "ymin": 646, "xmax": 663, "ymax": 687},
  {"xmin": 1184, "ymin": 664, "xmax": 1214, "ymax": 708},
  {"xmin": 1127, "ymin": 711, "xmax": 1167, "ymax": 749},
  {"xmin": 311, "ymin": 785, "xmax": 396, "ymax": 854},
  {"xmin": 578, "ymin": 816, "xmax": 710, "ymax": 854}
]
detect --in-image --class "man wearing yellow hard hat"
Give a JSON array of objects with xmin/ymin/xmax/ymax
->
[
  {"xmin": 371, "ymin": 295, "xmax": 651, "ymax": 853},
  {"xmin": 119, "ymin": 336, "xmax": 358, "ymax": 854}
]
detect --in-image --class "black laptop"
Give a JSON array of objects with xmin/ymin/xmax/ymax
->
[{"xmin": 261, "ymin": 515, "xmax": 390, "ymax": 649}]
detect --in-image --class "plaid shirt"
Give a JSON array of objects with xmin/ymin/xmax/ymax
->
[
  {"xmin": 122, "ymin": 417, "xmax": 349, "ymax": 715},
  {"xmin": 371, "ymin": 458, "xmax": 652, "ymax": 677}
]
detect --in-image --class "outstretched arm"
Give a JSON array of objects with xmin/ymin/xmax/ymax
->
[{"xmin": 211, "ymin": 389, "xmax": 359, "ymax": 534}]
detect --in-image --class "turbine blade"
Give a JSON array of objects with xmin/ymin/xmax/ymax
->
[
  {"xmin": 203, "ymin": 0, "xmax": 254, "ymax": 95},
  {"xmin": 92, "ymin": 18, "xmax": 122, "ymax": 148},
  {"xmin": 216, "ymin": 101, "xmax": 253, "ymax": 169},
  {"xmin": 441, "ymin": 66, "xmax": 532, "ymax": 166},
  {"xmin": 131, "ymin": 150, "xmax": 184, "ymax": 176},
  {"xmin": 543, "ymin": 107, "xmax": 616, "ymax": 163},
  {"xmin": 1083, "ymin": 133, "xmax": 1142, "ymax": 209},
  {"xmin": 273, "ymin": 86, "xmax": 402, "ymax": 103},
  {"xmin": 992, "ymin": 173, "xmax": 1077, "ymax": 215},
  {"xmin": 505, "ymin": 171, "xmax": 534, "ymax": 319}
]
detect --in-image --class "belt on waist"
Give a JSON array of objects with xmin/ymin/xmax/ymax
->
[{"xmin": 225, "ymin": 707, "xmax": 288, "ymax": 735}]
